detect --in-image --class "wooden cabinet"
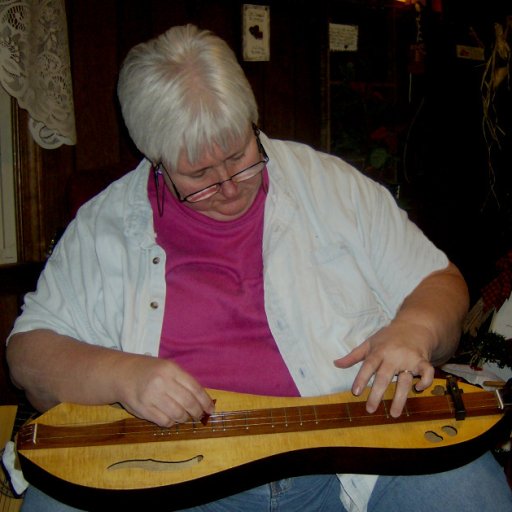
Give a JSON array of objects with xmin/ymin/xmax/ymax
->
[{"xmin": 323, "ymin": 2, "xmax": 416, "ymax": 192}]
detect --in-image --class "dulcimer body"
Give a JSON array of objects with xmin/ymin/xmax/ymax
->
[{"xmin": 15, "ymin": 378, "xmax": 511, "ymax": 510}]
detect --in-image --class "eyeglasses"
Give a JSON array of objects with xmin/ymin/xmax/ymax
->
[{"xmin": 159, "ymin": 136, "xmax": 269, "ymax": 204}]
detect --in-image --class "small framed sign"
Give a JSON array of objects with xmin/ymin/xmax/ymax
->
[{"xmin": 243, "ymin": 4, "xmax": 270, "ymax": 61}]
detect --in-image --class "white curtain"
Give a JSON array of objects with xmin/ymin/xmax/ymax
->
[{"xmin": 0, "ymin": 0, "xmax": 76, "ymax": 149}]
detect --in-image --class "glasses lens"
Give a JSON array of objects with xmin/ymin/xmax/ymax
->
[
  {"xmin": 232, "ymin": 161, "xmax": 266, "ymax": 183},
  {"xmin": 186, "ymin": 185, "xmax": 220, "ymax": 203}
]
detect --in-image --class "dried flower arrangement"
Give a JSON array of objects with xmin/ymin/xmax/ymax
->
[{"xmin": 481, "ymin": 16, "xmax": 512, "ymax": 205}]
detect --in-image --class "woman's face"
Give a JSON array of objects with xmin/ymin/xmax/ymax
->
[{"xmin": 165, "ymin": 133, "xmax": 264, "ymax": 221}]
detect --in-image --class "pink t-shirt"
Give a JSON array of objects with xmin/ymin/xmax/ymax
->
[{"xmin": 149, "ymin": 170, "xmax": 299, "ymax": 397}]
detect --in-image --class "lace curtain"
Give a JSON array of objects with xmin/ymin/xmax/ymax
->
[{"xmin": 0, "ymin": 0, "xmax": 76, "ymax": 149}]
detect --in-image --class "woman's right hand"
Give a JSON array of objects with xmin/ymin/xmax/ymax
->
[
  {"xmin": 7, "ymin": 330, "xmax": 215, "ymax": 427},
  {"xmin": 115, "ymin": 353, "xmax": 215, "ymax": 427}
]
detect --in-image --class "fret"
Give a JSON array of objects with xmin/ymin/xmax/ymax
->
[
  {"xmin": 444, "ymin": 394, "xmax": 454, "ymax": 417},
  {"xmin": 345, "ymin": 401, "xmax": 352, "ymax": 422},
  {"xmin": 381, "ymin": 399, "xmax": 390, "ymax": 419},
  {"xmin": 304, "ymin": 405, "xmax": 319, "ymax": 426}
]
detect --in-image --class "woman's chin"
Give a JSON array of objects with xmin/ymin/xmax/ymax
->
[{"xmin": 191, "ymin": 191, "xmax": 258, "ymax": 221}]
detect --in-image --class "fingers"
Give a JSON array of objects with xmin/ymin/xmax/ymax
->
[
  {"xmin": 362, "ymin": 360, "xmax": 434, "ymax": 418},
  {"xmin": 339, "ymin": 344, "xmax": 435, "ymax": 418},
  {"xmin": 124, "ymin": 386, "xmax": 214, "ymax": 427},
  {"xmin": 334, "ymin": 342, "xmax": 369, "ymax": 370},
  {"xmin": 158, "ymin": 383, "xmax": 216, "ymax": 427},
  {"xmin": 388, "ymin": 370, "xmax": 415, "ymax": 417},
  {"xmin": 336, "ymin": 321, "xmax": 438, "ymax": 418},
  {"xmin": 138, "ymin": 386, "xmax": 214, "ymax": 427},
  {"xmin": 119, "ymin": 356, "xmax": 215, "ymax": 427},
  {"xmin": 412, "ymin": 361, "xmax": 435, "ymax": 392},
  {"xmin": 388, "ymin": 364, "xmax": 434, "ymax": 417},
  {"xmin": 158, "ymin": 384, "xmax": 215, "ymax": 426}
]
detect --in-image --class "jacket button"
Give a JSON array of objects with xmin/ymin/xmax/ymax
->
[
  {"xmin": 152, "ymin": 257, "xmax": 160, "ymax": 264},
  {"xmin": 150, "ymin": 301, "xmax": 159, "ymax": 309}
]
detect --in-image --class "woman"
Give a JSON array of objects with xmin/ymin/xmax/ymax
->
[{"xmin": 7, "ymin": 24, "xmax": 511, "ymax": 512}]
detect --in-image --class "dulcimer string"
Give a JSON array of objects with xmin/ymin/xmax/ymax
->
[{"xmin": 17, "ymin": 390, "xmax": 504, "ymax": 450}]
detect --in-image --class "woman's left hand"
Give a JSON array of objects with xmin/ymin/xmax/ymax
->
[
  {"xmin": 333, "ymin": 320, "xmax": 435, "ymax": 417},
  {"xmin": 334, "ymin": 262, "xmax": 469, "ymax": 417}
]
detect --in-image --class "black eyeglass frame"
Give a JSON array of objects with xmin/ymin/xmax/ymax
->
[{"xmin": 157, "ymin": 129, "xmax": 269, "ymax": 204}]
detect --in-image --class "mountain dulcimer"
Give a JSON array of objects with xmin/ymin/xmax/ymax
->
[{"xmin": 15, "ymin": 377, "xmax": 512, "ymax": 510}]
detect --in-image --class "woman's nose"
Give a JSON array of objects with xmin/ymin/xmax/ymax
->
[{"xmin": 219, "ymin": 178, "xmax": 239, "ymax": 197}]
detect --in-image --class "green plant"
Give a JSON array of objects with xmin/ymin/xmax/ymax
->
[{"xmin": 457, "ymin": 330, "xmax": 512, "ymax": 370}]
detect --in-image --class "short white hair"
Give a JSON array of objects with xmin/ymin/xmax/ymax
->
[{"xmin": 117, "ymin": 24, "xmax": 259, "ymax": 170}]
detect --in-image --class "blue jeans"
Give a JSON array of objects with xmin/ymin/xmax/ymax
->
[
  {"xmin": 21, "ymin": 452, "xmax": 512, "ymax": 511},
  {"xmin": 368, "ymin": 451, "xmax": 512, "ymax": 512}
]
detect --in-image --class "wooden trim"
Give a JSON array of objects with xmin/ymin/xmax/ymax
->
[{"xmin": 11, "ymin": 104, "xmax": 46, "ymax": 262}]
